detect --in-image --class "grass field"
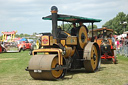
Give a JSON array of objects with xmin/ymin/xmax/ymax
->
[{"xmin": 0, "ymin": 51, "xmax": 128, "ymax": 85}]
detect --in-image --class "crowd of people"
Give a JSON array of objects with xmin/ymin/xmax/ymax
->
[{"xmin": 115, "ymin": 34, "xmax": 128, "ymax": 57}]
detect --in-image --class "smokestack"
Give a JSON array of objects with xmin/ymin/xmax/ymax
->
[{"xmin": 51, "ymin": 6, "xmax": 58, "ymax": 39}]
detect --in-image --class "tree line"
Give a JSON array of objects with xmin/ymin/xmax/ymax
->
[
  {"xmin": 0, "ymin": 32, "xmax": 37, "ymax": 40},
  {"xmin": 103, "ymin": 12, "xmax": 128, "ymax": 35}
]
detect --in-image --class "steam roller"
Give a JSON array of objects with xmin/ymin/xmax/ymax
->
[{"xmin": 26, "ymin": 6, "xmax": 102, "ymax": 80}]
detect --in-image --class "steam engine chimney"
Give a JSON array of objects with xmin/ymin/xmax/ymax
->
[{"xmin": 51, "ymin": 6, "xmax": 58, "ymax": 39}]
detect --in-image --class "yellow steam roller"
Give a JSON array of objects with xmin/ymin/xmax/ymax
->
[{"xmin": 26, "ymin": 6, "xmax": 102, "ymax": 80}]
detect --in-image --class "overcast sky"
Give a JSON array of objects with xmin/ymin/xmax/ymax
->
[{"xmin": 0, "ymin": 0, "xmax": 128, "ymax": 35}]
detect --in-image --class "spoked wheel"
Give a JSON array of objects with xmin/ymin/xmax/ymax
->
[
  {"xmin": 28, "ymin": 55, "xmax": 65, "ymax": 80},
  {"xmin": 83, "ymin": 42, "xmax": 100, "ymax": 72},
  {"xmin": 76, "ymin": 25, "xmax": 88, "ymax": 49}
]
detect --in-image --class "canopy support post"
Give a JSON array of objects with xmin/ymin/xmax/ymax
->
[
  {"xmin": 62, "ymin": 21, "xmax": 64, "ymax": 30},
  {"xmin": 91, "ymin": 22, "xmax": 94, "ymax": 42}
]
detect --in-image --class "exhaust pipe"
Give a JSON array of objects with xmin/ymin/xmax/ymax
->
[{"xmin": 51, "ymin": 6, "xmax": 58, "ymax": 39}]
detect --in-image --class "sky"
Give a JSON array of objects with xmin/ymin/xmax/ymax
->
[{"xmin": 0, "ymin": 0, "xmax": 128, "ymax": 35}]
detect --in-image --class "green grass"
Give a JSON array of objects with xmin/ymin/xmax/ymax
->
[{"xmin": 0, "ymin": 51, "xmax": 128, "ymax": 85}]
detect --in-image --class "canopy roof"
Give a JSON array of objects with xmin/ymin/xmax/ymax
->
[
  {"xmin": 123, "ymin": 31, "xmax": 128, "ymax": 34},
  {"xmin": 42, "ymin": 14, "xmax": 102, "ymax": 23},
  {"xmin": 20, "ymin": 38, "xmax": 27, "ymax": 41},
  {"xmin": 90, "ymin": 27, "xmax": 113, "ymax": 32},
  {"xmin": 2, "ymin": 31, "xmax": 17, "ymax": 35}
]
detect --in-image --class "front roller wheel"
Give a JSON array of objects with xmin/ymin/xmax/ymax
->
[
  {"xmin": 29, "ymin": 55, "xmax": 65, "ymax": 80},
  {"xmin": 83, "ymin": 42, "xmax": 101, "ymax": 72},
  {"xmin": 51, "ymin": 57, "xmax": 64, "ymax": 79}
]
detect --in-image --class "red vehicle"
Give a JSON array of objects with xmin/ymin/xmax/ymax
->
[
  {"xmin": 89, "ymin": 27, "xmax": 117, "ymax": 64},
  {"xmin": 18, "ymin": 41, "xmax": 32, "ymax": 52},
  {"xmin": 0, "ymin": 44, "xmax": 2, "ymax": 53}
]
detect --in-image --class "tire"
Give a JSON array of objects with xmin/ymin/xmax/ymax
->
[
  {"xmin": 29, "ymin": 50, "xmax": 33, "ymax": 55},
  {"xmin": 23, "ymin": 45, "xmax": 25, "ymax": 51},
  {"xmin": 19, "ymin": 48, "xmax": 22, "ymax": 52}
]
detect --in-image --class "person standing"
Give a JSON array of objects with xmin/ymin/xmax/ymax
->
[
  {"xmin": 115, "ymin": 38, "xmax": 120, "ymax": 54},
  {"xmin": 119, "ymin": 37, "xmax": 123, "ymax": 54},
  {"xmin": 110, "ymin": 33, "xmax": 115, "ymax": 46},
  {"xmin": 124, "ymin": 34, "xmax": 128, "ymax": 57}
]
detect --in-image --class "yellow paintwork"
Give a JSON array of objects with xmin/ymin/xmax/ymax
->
[
  {"xmin": 64, "ymin": 31, "xmax": 71, "ymax": 36},
  {"xmin": 51, "ymin": 57, "xmax": 63, "ymax": 78},
  {"xmin": 41, "ymin": 36, "xmax": 50, "ymax": 46},
  {"xmin": 90, "ymin": 45, "xmax": 98, "ymax": 70},
  {"xmin": 66, "ymin": 36, "xmax": 77, "ymax": 45},
  {"xmin": 63, "ymin": 46, "xmax": 76, "ymax": 58},
  {"xmin": 36, "ymin": 40, "xmax": 39, "ymax": 49},
  {"xmin": 60, "ymin": 40, "xmax": 65, "ymax": 46},
  {"xmin": 78, "ymin": 26, "xmax": 88, "ymax": 49},
  {"xmin": 1, "ymin": 31, "xmax": 17, "ymax": 42},
  {"xmin": 32, "ymin": 48, "xmax": 63, "ymax": 65},
  {"xmin": 34, "ymin": 31, "xmax": 77, "ymax": 65},
  {"xmin": 41, "ymin": 36, "xmax": 57, "ymax": 46}
]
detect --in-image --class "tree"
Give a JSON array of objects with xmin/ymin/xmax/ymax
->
[
  {"xmin": 87, "ymin": 24, "xmax": 97, "ymax": 30},
  {"xmin": 33, "ymin": 32, "xmax": 37, "ymax": 36},
  {"xmin": 103, "ymin": 12, "xmax": 128, "ymax": 35},
  {"xmin": 60, "ymin": 23, "xmax": 97, "ymax": 34},
  {"xmin": 60, "ymin": 23, "xmax": 73, "ymax": 33},
  {"xmin": 0, "ymin": 35, "xmax": 2, "ymax": 40},
  {"xmin": 15, "ymin": 33, "xmax": 31, "ymax": 38}
]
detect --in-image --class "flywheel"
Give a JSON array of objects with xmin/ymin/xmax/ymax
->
[
  {"xmin": 76, "ymin": 25, "xmax": 88, "ymax": 49},
  {"xmin": 28, "ymin": 55, "xmax": 65, "ymax": 80},
  {"xmin": 83, "ymin": 42, "xmax": 101, "ymax": 72}
]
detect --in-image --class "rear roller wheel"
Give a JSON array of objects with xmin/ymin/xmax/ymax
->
[
  {"xmin": 83, "ymin": 43, "xmax": 100, "ymax": 72},
  {"xmin": 29, "ymin": 55, "xmax": 65, "ymax": 80}
]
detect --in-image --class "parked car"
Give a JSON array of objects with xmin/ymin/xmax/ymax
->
[{"xmin": 18, "ymin": 40, "xmax": 32, "ymax": 52}]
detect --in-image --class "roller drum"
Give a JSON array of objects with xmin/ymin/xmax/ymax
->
[{"xmin": 28, "ymin": 54, "xmax": 65, "ymax": 80}]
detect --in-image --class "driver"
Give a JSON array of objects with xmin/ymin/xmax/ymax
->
[{"xmin": 71, "ymin": 23, "xmax": 77, "ymax": 36}]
